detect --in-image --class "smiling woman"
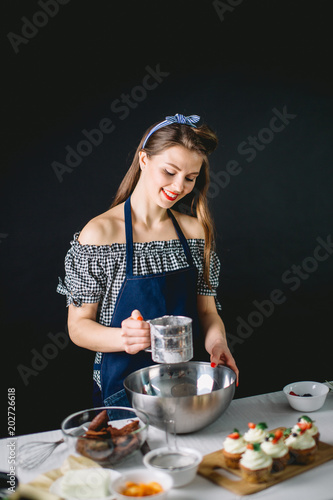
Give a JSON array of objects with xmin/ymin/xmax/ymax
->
[
  {"xmin": 57, "ymin": 113, "xmax": 239, "ymax": 409},
  {"xmin": 138, "ymin": 146, "xmax": 202, "ymax": 205},
  {"xmin": 112, "ymin": 114, "xmax": 219, "ymax": 282}
]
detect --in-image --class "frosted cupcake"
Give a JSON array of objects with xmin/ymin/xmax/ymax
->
[
  {"xmin": 297, "ymin": 416, "xmax": 320, "ymax": 444},
  {"xmin": 239, "ymin": 443, "xmax": 273, "ymax": 483},
  {"xmin": 261, "ymin": 430, "xmax": 290, "ymax": 471},
  {"xmin": 284, "ymin": 423, "xmax": 317, "ymax": 465},
  {"xmin": 222, "ymin": 429, "xmax": 247, "ymax": 469},
  {"xmin": 243, "ymin": 422, "xmax": 268, "ymax": 444}
]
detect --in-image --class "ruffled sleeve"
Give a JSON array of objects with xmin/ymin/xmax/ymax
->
[
  {"xmin": 57, "ymin": 233, "xmax": 107, "ymax": 307},
  {"xmin": 189, "ymin": 240, "xmax": 222, "ymax": 310}
]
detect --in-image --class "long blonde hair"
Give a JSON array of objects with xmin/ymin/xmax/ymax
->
[{"xmin": 111, "ymin": 120, "xmax": 218, "ymax": 288}]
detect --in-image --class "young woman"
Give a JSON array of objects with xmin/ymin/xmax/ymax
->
[{"xmin": 57, "ymin": 113, "xmax": 239, "ymax": 407}]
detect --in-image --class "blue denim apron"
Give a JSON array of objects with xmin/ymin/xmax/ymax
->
[{"xmin": 97, "ymin": 196, "xmax": 200, "ymax": 407}]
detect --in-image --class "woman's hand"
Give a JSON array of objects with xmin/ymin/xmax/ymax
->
[
  {"xmin": 210, "ymin": 340, "xmax": 239, "ymax": 386},
  {"xmin": 121, "ymin": 309, "xmax": 151, "ymax": 354},
  {"xmin": 197, "ymin": 295, "xmax": 239, "ymax": 387}
]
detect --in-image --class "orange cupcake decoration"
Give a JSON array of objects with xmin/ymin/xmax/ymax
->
[
  {"xmin": 297, "ymin": 422, "xmax": 312, "ymax": 434},
  {"xmin": 228, "ymin": 429, "xmax": 241, "ymax": 439},
  {"xmin": 272, "ymin": 429, "xmax": 284, "ymax": 444}
]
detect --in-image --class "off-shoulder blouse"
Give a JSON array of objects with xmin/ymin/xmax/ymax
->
[
  {"xmin": 57, "ymin": 233, "xmax": 222, "ymax": 388},
  {"xmin": 57, "ymin": 232, "xmax": 221, "ymax": 326}
]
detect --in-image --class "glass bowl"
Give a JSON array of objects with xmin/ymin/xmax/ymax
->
[{"xmin": 61, "ymin": 406, "xmax": 149, "ymax": 467}]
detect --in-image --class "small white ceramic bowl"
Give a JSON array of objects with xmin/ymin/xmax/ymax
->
[
  {"xmin": 110, "ymin": 468, "xmax": 173, "ymax": 500},
  {"xmin": 143, "ymin": 446, "xmax": 202, "ymax": 487},
  {"xmin": 283, "ymin": 381, "xmax": 329, "ymax": 411}
]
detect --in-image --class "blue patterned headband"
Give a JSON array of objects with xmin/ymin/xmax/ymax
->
[{"xmin": 142, "ymin": 113, "xmax": 200, "ymax": 149}]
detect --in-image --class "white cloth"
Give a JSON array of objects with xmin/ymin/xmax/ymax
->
[{"xmin": 1, "ymin": 387, "xmax": 332, "ymax": 499}]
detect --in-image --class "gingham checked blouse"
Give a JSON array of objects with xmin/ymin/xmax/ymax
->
[{"xmin": 57, "ymin": 232, "xmax": 221, "ymax": 387}]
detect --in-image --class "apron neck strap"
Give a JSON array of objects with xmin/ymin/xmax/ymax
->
[
  {"xmin": 124, "ymin": 197, "xmax": 134, "ymax": 276},
  {"xmin": 167, "ymin": 209, "xmax": 194, "ymax": 266},
  {"xmin": 124, "ymin": 197, "xmax": 194, "ymax": 276}
]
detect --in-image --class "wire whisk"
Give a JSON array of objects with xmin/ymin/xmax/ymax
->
[{"xmin": 18, "ymin": 438, "xmax": 65, "ymax": 469}]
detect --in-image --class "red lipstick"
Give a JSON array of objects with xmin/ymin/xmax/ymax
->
[{"xmin": 162, "ymin": 188, "xmax": 178, "ymax": 201}]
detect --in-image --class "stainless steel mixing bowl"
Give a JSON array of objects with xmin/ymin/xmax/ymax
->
[{"xmin": 124, "ymin": 362, "xmax": 236, "ymax": 434}]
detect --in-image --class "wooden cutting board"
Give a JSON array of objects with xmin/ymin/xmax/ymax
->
[{"xmin": 198, "ymin": 437, "xmax": 333, "ymax": 496}]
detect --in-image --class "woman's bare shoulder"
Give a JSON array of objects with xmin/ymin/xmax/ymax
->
[
  {"xmin": 78, "ymin": 203, "xmax": 125, "ymax": 245},
  {"xmin": 171, "ymin": 210, "xmax": 205, "ymax": 239}
]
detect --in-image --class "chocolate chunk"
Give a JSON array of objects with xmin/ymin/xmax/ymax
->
[
  {"xmin": 88, "ymin": 410, "xmax": 109, "ymax": 431},
  {"xmin": 84, "ymin": 428, "xmax": 110, "ymax": 439},
  {"xmin": 107, "ymin": 420, "xmax": 139, "ymax": 437}
]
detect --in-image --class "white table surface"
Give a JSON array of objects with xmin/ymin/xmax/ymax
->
[{"xmin": 1, "ymin": 387, "xmax": 333, "ymax": 500}]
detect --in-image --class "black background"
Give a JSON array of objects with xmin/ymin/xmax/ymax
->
[{"xmin": 2, "ymin": 0, "xmax": 332, "ymax": 437}]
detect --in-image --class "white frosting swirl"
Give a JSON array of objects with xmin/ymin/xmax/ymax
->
[
  {"xmin": 299, "ymin": 418, "xmax": 319, "ymax": 437},
  {"xmin": 240, "ymin": 448, "xmax": 272, "ymax": 470},
  {"xmin": 243, "ymin": 427, "xmax": 268, "ymax": 444},
  {"xmin": 285, "ymin": 431, "xmax": 316, "ymax": 450},
  {"xmin": 261, "ymin": 439, "xmax": 289, "ymax": 458},
  {"xmin": 223, "ymin": 435, "xmax": 247, "ymax": 454},
  {"xmin": 307, "ymin": 424, "xmax": 319, "ymax": 437}
]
